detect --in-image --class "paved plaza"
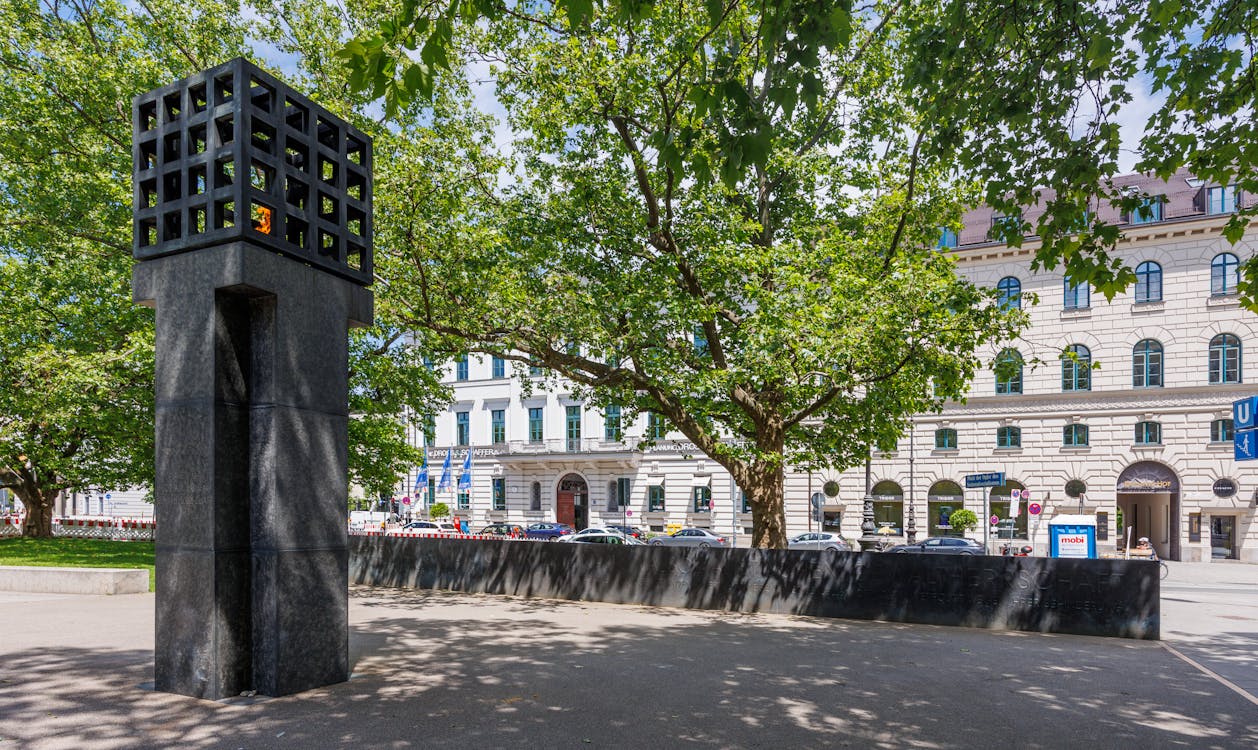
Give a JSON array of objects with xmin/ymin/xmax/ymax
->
[{"xmin": 0, "ymin": 562, "xmax": 1254, "ymax": 749}]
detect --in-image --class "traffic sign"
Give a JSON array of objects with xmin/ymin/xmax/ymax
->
[
  {"xmin": 965, "ymin": 472, "xmax": 1004, "ymax": 488},
  {"xmin": 1028, "ymin": 502, "xmax": 1042, "ymax": 515},
  {"xmin": 989, "ymin": 514, "xmax": 999, "ymax": 525},
  {"xmin": 1020, "ymin": 489, "xmax": 1030, "ymax": 500},
  {"xmin": 105, "ymin": 493, "xmax": 112, "ymax": 500},
  {"xmin": 1237, "ymin": 429, "xmax": 1258, "ymax": 461},
  {"xmin": 626, "ymin": 510, "xmax": 633, "ymax": 516},
  {"xmin": 810, "ymin": 492, "xmax": 825, "ymax": 510}
]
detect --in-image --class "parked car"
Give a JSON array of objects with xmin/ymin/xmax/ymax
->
[
  {"xmin": 524, "ymin": 522, "xmax": 576, "ymax": 540},
  {"xmin": 561, "ymin": 531, "xmax": 645, "ymax": 545},
  {"xmin": 787, "ymin": 532, "xmax": 851, "ymax": 553},
  {"xmin": 400, "ymin": 521, "xmax": 459, "ymax": 535},
  {"xmin": 478, "ymin": 523, "xmax": 525, "ymax": 537},
  {"xmin": 885, "ymin": 537, "xmax": 984, "ymax": 555},
  {"xmin": 648, "ymin": 528, "xmax": 731, "ymax": 548},
  {"xmin": 604, "ymin": 524, "xmax": 646, "ymax": 539}
]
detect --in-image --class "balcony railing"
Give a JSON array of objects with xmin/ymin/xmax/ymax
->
[{"xmin": 506, "ymin": 437, "xmax": 640, "ymax": 455}]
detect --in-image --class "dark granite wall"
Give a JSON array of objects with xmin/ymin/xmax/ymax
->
[{"xmin": 349, "ymin": 537, "xmax": 1159, "ymax": 640}]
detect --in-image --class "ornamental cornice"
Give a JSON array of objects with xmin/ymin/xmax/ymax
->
[{"xmin": 935, "ymin": 386, "xmax": 1257, "ymax": 419}]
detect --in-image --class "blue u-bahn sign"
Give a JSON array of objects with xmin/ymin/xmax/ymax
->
[{"xmin": 1233, "ymin": 397, "xmax": 1258, "ymax": 461}]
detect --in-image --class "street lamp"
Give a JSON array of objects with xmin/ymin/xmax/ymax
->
[{"xmin": 907, "ymin": 420, "xmax": 917, "ymax": 544}]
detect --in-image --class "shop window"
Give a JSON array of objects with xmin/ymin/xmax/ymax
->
[
  {"xmin": 873, "ymin": 500, "xmax": 903, "ymax": 535},
  {"xmin": 1188, "ymin": 513, "xmax": 1202, "ymax": 543}
]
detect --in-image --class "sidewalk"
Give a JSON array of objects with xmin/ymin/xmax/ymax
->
[{"xmin": 1, "ymin": 583, "xmax": 1256, "ymax": 749}]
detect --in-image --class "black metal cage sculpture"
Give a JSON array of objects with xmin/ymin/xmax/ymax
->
[{"xmin": 132, "ymin": 58, "xmax": 373, "ymax": 285}]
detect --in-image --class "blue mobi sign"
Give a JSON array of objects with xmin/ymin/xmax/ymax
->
[
  {"xmin": 1049, "ymin": 520, "xmax": 1097, "ymax": 559},
  {"xmin": 1233, "ymin": 396, "xmax": 1258, "ymax": 461}
]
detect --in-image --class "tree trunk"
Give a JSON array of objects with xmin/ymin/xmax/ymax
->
[
  {"xmin": 747, "ymin": 460, "xmax": 787, "ymax": 549},
  {"xmin": 18, "ymin": 487, "xmax": 57, "ymax": 538}
]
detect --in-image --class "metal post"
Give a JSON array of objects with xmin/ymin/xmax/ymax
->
[{"xmin": 907, "ymin": 420, "xmax": 917, "ymax": 543}]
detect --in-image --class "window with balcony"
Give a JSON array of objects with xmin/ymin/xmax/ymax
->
[
  {"xmin": 565, "ymin": 405, "xmax": 582, "ymax": 451},
  {"xmin": 1062, "ymin": 344, "xmax": 1092, "ymax": 391},
  {"xmin": 934, "ymin": 428, "xmax": 958, "ymax": 450},
  {"xmin": 455, "ymin": 411, "xmax": 469, "ymax": 446},
  {"xmin": 994, "ymin": 348, "xmax": 1023, "ymax": 395},
  {"xmin": 997, "ymin": 276, "xmax": 1021, "ymax": 310},
  {"xmin": 1135, "ymin": 421, "xmax": 1161, "ymax": 445},
  {"xmin": 1211, "ymin": 252, "xmax": 1240, "ymax": 296},
  {"xmin": 1063, "ymin": 423, "xmax": 1089, "ymax": 447},
  {"xmin": 490, "ymin": 409, "xmax": 505, "ymax": 444},
  {"xmin": 1208, "ymin": 334, "xmax": 1242, "ymax": 384},
  {"xmin": 648, "ymin": 485, "xmax": 665, "ymax": 512},
  {"xmin": 604, "ymin": 404, "xmax": 622, "ymax": 441},
  {"xmin": 528, "ymin": 407, "xmax": 544, "ymax": 443},
  {"xmin": 1211, "ymin": 418, "xmax": 1235, "ymax": 443},
  {"xmin": 1134, "ymin": 261, "xmax": 1162, "ymax": 303},
  {"xmin": 456, "ymin": 353, "xmax": 469, "ymax": 381},
  {"xmin": 492, "ymin": 477, "xmax": 506, "ymax": 510},
  {"xmin": 1133, "ymin": 339, "xmax": 1163, "ymax": 388},
  {"xmin": 492, "ymin": 356, "xmax": 505, "ymax": 379},
  {"xmin": 1063, "ymin": 278, "xmax": 1090, "ymax": 310},
  {"xmin": 996, "ymin": 426, "xmax": 1021, "ymax": 448}
]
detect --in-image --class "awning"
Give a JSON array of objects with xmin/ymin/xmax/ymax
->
[{"xmin": 691, "ymin": 476, "xmax": 712, "ymax": 487}]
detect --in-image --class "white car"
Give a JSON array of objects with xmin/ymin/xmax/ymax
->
[
  {"xmin": 560, "ymin": 530, "xmax": 645, "ymax": 545},
  {"xmin": 397, "ymin": 521, "xmax": 459, "ymax": 535}
]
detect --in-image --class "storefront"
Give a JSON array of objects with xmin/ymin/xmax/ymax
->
[{"xmin": 927, "ymin": 480, "xmax": 964, "ymax": 537}]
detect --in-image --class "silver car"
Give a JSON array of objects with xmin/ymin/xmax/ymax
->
[
  {"xmin": 787, "ymin": 532, "xmax": 851, "ymax": 553},
  {"xmin": 648, "ymin": 528, "xmax": 731, "ymax": 548}
]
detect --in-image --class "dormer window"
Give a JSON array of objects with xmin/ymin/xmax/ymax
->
[
  {"xmin": 937, "ymin": 227, "xmax": 958, "ymax": 249},
  {"xmin": 1128, "ymin": 197, "xmax": 1164, "ymax": 224},
  {"xmin": 988, "ymin": 213, "xmax": 1021, "ymax": 240},
  {"xmin": 1206, "ymin": 185, "xmax": 1239, "ymax": 215}
]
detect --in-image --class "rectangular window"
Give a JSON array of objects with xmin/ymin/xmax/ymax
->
[
  {"xmin": 528, "ymin": 407, "xmax": 543, "ymax": 443},
  {"xmin": 996, "ymin": 426, "xmax": 1021, "ymax": 448},
  {"xmin": 456, "ymin": 354, "xmax": 469, "ymax": 381},
  {"xmin": 1063, "ymin": 424, "xmax": 1089, "ymax": 447},
  {"xmin": 615, "ymin": 478, "xmax": 631, "ymax": 508},
  {"xmin": 565, "ymin": 405, "xmax": 582, "ymax": 451},
  {"xmin": 492, "ymin": 477, "xmax": 506, "ymax": 511},
  {"xmin": 604, "ymin": 404, "xmax": 622, "ymax": 441},
  {"xmin": 1063, "ymin": 279, "xmax": 1090, "ymax": 310},
  {"xmin": 693, "ymin": 324, "xmax": 710, "ymax": 357},
  {"xmin": 739, "ymin": 488, "xmax": 750, "ymax": 514},
  {"xmin": 1188, "ymin": 513, "xmax": 1201, "ymax": 542},
  {"xmin": 456, "ymin": 411, "xmax": 469, "ymax": 446},
  {"xmin": 422, "ymin": 414, "xmax": 436, "ymax": 447},
  {"xmin": 873, "ymin": 501, "xmax": 903, "ymax": 535},
  {"xmin": 692, "ymin": 486, "xmax": 712, "ymax": 512},
  {"xmin": 492, "ymin": 356, "xmax": 505, "ymax": 379},
  {"xmin": 989, "ymin": 213, "xmax": 1021, "ymax": 239},
  {"xmin": 1211, "ymin": 419, "xmax": 1235, "ymax": 443},
  {"xmin": 530, "ymin": 481, "xmax": 542, "ymax": 511},
  {"xmin": 1135, "ymin": 421, "xmax": 1161, "ymax": 445},
  {"xmin": 648, "ymin": 485, "xmax": 665, "ymax": 512},
  {"xmin": 490, "ymin": 409, "xmax": 505, "ymax": 444},
  {"xmin": 457, "ymin": 490, "xmax": 470, "ymax": 510},
  {"xmin": 937, "ymin": 227, "xmax": 958, "ymax": 249},
  {"xmin": 934, "ymin": 428, "xmax": 957, "ymax": 449},
  {"xmin": 648, "ymin": 412, "xmax": 667, "ymax": 439},
  {"xmin": 427, "ymin": 478, "xmax": 435, "ymax": 507},
  {"xmin": 1206, "ymin": 185, "xmax": 1238, "ymax": 215},
  {"xmin": 528, "ymin": 364, "xmax": 543, "ymax": 377}
]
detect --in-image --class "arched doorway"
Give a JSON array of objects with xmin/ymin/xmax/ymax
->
[
  {"xmin": 870, "ymin": 480, "xmax": 904, "ymax": 536},
  {"xmin": 927, "ymin": 480, "xmax": 964, "ymax": 537},
  {"xmin": 1115, "ymin": 461, "xmax": 1180, "ymax": 561},
  {"xmin": 556, "ymin": 473, "xmax": 589, "ymax": 529}
]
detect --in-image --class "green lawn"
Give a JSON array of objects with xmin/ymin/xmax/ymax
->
[{"xmin": 0, "ymin": 537, "xmax": 155, "ymax": 591}]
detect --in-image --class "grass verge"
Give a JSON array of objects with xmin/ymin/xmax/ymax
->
[{"xmin": 0, "ymin": 537, "xmax": 155, "ymax": 591}]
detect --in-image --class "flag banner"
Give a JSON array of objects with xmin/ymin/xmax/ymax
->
[
  {"xmin": 414, "ymin": 452, "xmax": 428, "ymax": 493},
  {"xmin": 437, "ymin": 449, "xmax": 453, "ymax": 492},
  {"xmin": 458, "ymin": 449, "xmax": 473, "ymax": 490}
]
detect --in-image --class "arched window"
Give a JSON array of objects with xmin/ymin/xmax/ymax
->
[
  {"xmin": 997, "ymin": 277, "xmax": 1021, "ymax": 310},
  {"xmin": 994, "ymin": 349, "xmax": 1023, "ymax": 394},
  {"xmin": 934, "ymin": 428, "xmax": 958, "ymax": 449},
  {"xmin": 1132, "ymin": 339, "xmax": 1163, "ymax": 388},
  {"xmin": 1135, "ymin": 261, "xmax": 1162, "ymax": 303},
  {"xmin": 1061, "ymin": 344, "xmax": 1092, "ymax": 391},
  {"xmin": 1209, "ymin": 334, "xmax": 1242, "ymax": 384},
  {"xmin": 1212, "ymin": 253, "xmax": 1240, "ymax": 296}
]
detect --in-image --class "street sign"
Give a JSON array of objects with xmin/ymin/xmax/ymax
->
[
  {"xmin": 965, "ymin": 472, "xmax": 1004, "ymax": 488},
  {"xmin": 1020, "ymin": 489, "xmax": 1030, "ymax": 500},
  {"xmin": 1028, "ymin": 503, "xmax": 1042, "ymax": 515},
  {"xmin": 1010, "ymin": 489, "xmax": 1019, "ymax": 500},
  {"xmin": 810, "ymin": 492, "xmax": 825, "ymax": 510},
  {"xmin": 105, "ymin": 493, "xmax": 112, "ymax": 500},
  {"xmin": 402, "ymin": 497, "xmax": 411, "ymax": 505},
  {"xmin": 1236, "ymin": 429, "xmax": 1258, "ymax": 461},
  {"xmin": 989, "ymin": 514, "xmax": 999, "ymax": 526},
  {"xmin": 1234, "ymin": 396, "xmax": 1258, "ymax": 430},
  {"xmin": 626, "ymin": 510, "xmax": 633, "ymax": 516}
]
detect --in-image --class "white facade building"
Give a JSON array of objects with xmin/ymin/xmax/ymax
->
[{"xmin": 406, "ymin": 170, "xmax": 1257, "ymax": 561}]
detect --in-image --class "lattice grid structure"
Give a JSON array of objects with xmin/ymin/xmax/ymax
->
[{"xmin": 132, "ymin": 58, "xmax": 373, "ymax": 285}]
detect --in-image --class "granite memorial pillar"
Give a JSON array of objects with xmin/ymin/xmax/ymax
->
[{"xmin": 131, "ymin": 58, "xmax": 373, "ymax": 699}]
